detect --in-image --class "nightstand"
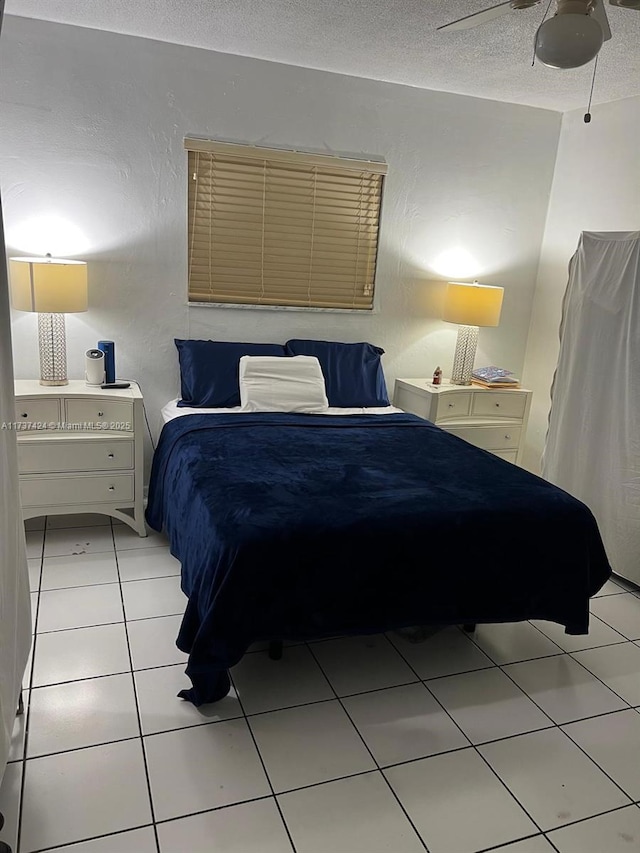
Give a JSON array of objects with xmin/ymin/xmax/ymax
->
[
  {"xmin": 394, "ymin": 378, "xmax": 532, "ymax": 465},
  {"xmin": 13, "ymin": 380, "xmax": 146, "ymax": 536}
]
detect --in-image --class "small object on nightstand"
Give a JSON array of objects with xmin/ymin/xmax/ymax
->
[
  {"xmin": 101, "ymin": 382, "xmax": 130, "ymax": 389},
  {"xmin": 97, "ymin": 341, "xmax": 116, "ymax": 384},
  {"xmin": 432, "ymin": 366, "xmax": 442, "ymax": 386}
]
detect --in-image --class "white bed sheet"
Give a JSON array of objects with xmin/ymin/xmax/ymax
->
[{"xmin": 161, "ymin": 399, "xmax": 403, "ymax": 423}]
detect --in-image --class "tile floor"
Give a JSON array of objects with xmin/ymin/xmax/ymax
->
[{"xmin": 2, "ymin": 514, "xmax": 640, "ymax": 853}]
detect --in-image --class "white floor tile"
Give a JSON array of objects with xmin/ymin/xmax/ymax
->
[
  {"xmin": 127, "ymin": 614, "xmax": 187, "ymax": 670},
  {"xmin": 44, "ymin": 525, "xmax": 115, "ymax": 557},
  {"xmin": 46, "ymin": 513, "xmax": 112, "ymax": 529},
  {"xmin": 25, "ymin": 528, "xmax": 44, "ymax": 559},
  {"xmin": 232, "ymin": 644, "xmax": 333, "ymax": 715},
  {"xmin": 343, "ymin": 682, "xmax": 469, "ymax": 767},
  {"xmin": 38, "ymin": 583, "xmax": 124, "ymax": 632},
  {"xmin": 531, "ymin": 616, "xmax": 626, "ymax": 653},
  {"xmin": 279, "ymin": 772, "xmax": 425, "ymax": 853},
  {"xmin": 471, "ymin": 621, "xmax": 563, "ymax": 665},
  {"xmin": 27, "ymin": 673, "xmax": 139, "ymax": 757},
  {"xmin": 309, "ymin": 635, "xmax": 416, "ymax": 697},
  {"xmin": 479, "ymin": 728, "xmax": 630, "ymax": 831},
  {"xmin": 572, "ymin": 642, "xmax": 640, "ymax": 706},
  {"xmin": 562, "ymin": 710, "xmax": 640, "ymax": 800},
  {"xmin": 492, "ymin": 838, "xmax": 556, "ymax": 852},
  {"xmin": 145, "ymin": 718, "xmax": 270, "ymax": 821},
  {"xmin": 20, "ymin": 740, "xmax": 152, "ymax": 853},
  {"xmin": 41, "ymin": 551, "xmax": 119, "ymax": 590},
  {"xmin": 157, "ymin": 797, "xmax": 293, "ymax": 853},
  {"xmin": 591, "ymin": 593, "xmax": 640, "ymax": 640},
  {"xmin": 249, "ymin": 700, "xmax": 375, "ymax": 793},
  {"xmin": 0, "ymin": 762, "xmax": 21, "ymax": 852},
  {"xmin": 45, "ymin": 826, "xmax": 157, "ymax": 852},
  {"xmin": 547, "ymin": 805, "xmax": 640, "ymax": 852},
  {"xmin": 28, "ymin": 557, "xmax": 41, "ymax": 591},
  {"xmin": 427, "ymin": 667, "xmax": 553, "ymax": 744},
  {"xmin": 114, "ymin": 524, "xmax": 167, "ymax": 550},
  {"xmin": 117, "ymin": 546, "xmax": 180, "ymax": 582},
  {"xmin": 504, "ymin": 654, "xmax": 627, "ymax": 724},
  {"xmin": 592, "ymin": 578, "xmax": 626, "ymax": 598},
  {"xmin": 135, "ymin": 664, "xmax": 242, "ymax": 735},
  {"xmin": 121, "ymin": 576, "xmax": 186, "ymax": 620},
  {"xmin": 385, "ymin": 747, "xmax": 537, "ymax": 853},
  {"xmin": 32, "ymin": 623, "xmax": 131, "ymax": 686},
  {"xmin": 387, "ymin": 626, "xmax": 494, "ymax": 680}
]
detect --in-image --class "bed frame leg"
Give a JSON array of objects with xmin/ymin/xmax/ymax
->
[
  {"xmin": 268, "ymin": 640, "xmax": 283, "ymax": 660},
  {"xmin": 463, "ymin": 623, "xmax": 476, "ymax": 633}
]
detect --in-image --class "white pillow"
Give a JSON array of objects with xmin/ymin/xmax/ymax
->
[{"xmin": 239, "ymin": 355, "xmax": 329, "ymax": 413}]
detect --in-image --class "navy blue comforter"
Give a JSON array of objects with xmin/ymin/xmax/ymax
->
[{"xmin": 146, "ymin": 413, "xmax": 610, "ymax": 705}]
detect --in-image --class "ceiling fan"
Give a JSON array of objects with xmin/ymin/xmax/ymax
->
[{"xmin": 439, "ymin": 0, "xmax": 640, "ymax": 69}]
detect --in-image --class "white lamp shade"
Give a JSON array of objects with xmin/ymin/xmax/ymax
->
[
  {"xmin": 535, "ymin": 14, "xmax": 603, "ymax": 69},
  {"xmin": 442, "ymin": 281, "xmax": 504, "ymax": 327},
  {"xmin": 10, "ymin": 256, "xmax": 88, "ymax": 313}
]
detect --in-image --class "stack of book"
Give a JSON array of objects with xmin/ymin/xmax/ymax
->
[{"xmin": 471, "ymin": 366, "xmax": 520, "ymax": 389}]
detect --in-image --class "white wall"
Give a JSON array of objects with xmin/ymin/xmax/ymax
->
[
  {"xmin": 1, "ymin": 16, "xmax": 560, "ymax": 438},
  {"xmin": 522, "ymin": 95, "xmax": 640, "ymax": 473}
]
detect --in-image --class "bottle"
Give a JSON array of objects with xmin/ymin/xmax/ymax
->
[{"xmin": 432, "ymin": 366, "xmax": 442, "ymax": 386}]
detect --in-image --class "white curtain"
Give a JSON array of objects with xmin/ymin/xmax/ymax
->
[
  {"xmin": 0, "ymin": 0, "xmax": 32, "ymax": 780},
  {"xmin": 543, "ymin": 231, "xmax": 640, "ymax": 585}
]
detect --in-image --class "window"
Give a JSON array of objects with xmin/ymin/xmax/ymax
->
[{"xmin": 185, "ymin": 139, "xmax": 387, "ymax": 310}]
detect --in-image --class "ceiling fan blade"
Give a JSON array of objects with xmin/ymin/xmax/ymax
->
[
  {"xmin": 437, "ymin": 2, "xmax": 513, "ymax": 32},
  {"xmin": 609, "ymin": 0, "xmax": 640, "ymax": 8},
  {"xmin": 593, "ymin": 0, "xmax": 613, "ymax": 40}
]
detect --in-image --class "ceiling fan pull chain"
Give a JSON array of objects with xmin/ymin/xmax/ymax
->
[{"xmin": 584, "ymin": 54, "xmax": 599, "ymax": 122}]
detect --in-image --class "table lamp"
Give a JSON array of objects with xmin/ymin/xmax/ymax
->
[
  {"xmin": 443, "ymin": 281, "xmax": 504, "ymax": 385},
  {"xmin": 10, "ymin": 254, "xmax": 88, "ymax": 386}
]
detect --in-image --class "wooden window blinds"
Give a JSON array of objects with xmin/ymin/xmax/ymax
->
[{"xmin": 185, "ymin": 139, "xmax": 387, "ymax": 310}]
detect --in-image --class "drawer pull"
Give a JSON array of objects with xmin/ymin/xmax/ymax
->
[
  {"xmin": 505, "ymin": 434, "xmax": 511, "ymax": 440},
  {"xmin": 108, "ymin": 453, "xmax": 115, "ymax": 459},
  {"xmin": 108, "ymin": 485, "xmax": 115, "ymax": 491},
  {"xmin": 448, "ymin": 403, "xmax": 454, "ymax": 408},
  {"xmin": 21, "ymin": 412, "xmax": 28, "ymax": 418},
  {"xmin": 495, "ymin": 402, "xmax": 501, "ymax": 408},
  {"xmin": 98, "ymin": 411, "xmax": 104, "ymax": 417}
]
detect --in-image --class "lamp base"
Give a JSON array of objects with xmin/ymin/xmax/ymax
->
[
  {"xmin": 451, "ymin": 324, "xmax": 479, "ymax": 386},
  {"xmin": 38, "ymin": 313, "xmax": 68, "ymax": 386}
]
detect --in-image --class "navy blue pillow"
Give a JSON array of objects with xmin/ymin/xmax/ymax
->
[
  {"xmin": 175, "ymin": 339, "xmax": 287, "ymax": 408},
  {"xmin": 285, "ymin": 339, "xmax": 389, "ymax": 408}
]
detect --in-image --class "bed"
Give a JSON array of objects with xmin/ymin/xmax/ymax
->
[{"xmin": 147, "ymin": 390, "xmax": 611, "ymax": 706}]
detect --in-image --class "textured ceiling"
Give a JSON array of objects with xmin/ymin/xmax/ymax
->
[{"xmin": 5, "ymin": 0, "xmax": 640, "ymax": 111}]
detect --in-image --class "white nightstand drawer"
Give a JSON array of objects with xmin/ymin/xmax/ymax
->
[
  {"xmin": 436, "ymin": 392, "xmax": 472, "ymax": 420},
  {"xmin": 493, "ymin": 450, "xmax": 519, "ymax": 463},
  {"xmin": 445, "ymin": 425, "xmax": 522, "ymax": 451},
  {"xmin": 14, "ymin": 398, "xmax": 61, "ymax": 429},
  {"xmin": 65, "ymin": 399, "xmax": 133, "ymax": 431},
  {"xmin": 18, "ymin": 438, "xmax": 134, "ymax": 474},
  {"xmin": 20, "ymin": 473, "xmax": 135, "ymax": 507},
  {"xmin": 471, "ymin": 392, "xmax": 526, "ymax": 419}
]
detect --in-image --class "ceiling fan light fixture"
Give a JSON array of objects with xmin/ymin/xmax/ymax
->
[{"xmin": 535, "ymin": 13, "xmax": 603, "ymax": 68}]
